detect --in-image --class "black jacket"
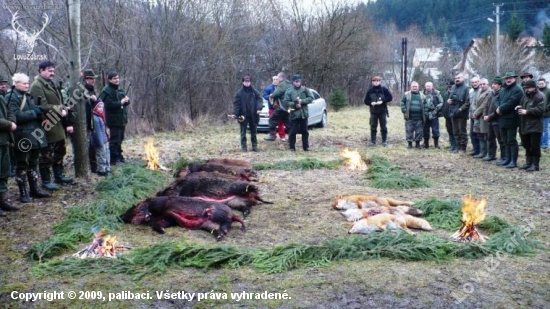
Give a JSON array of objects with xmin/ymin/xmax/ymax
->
[
  {"xmin": 364, "ymin": 85, "xmax": 392, "ymax": 115},
  {"xmin": 6, "ymin": 89, "xmax": 47, "ymax": 149},
  {"xmin": 232, "ymin": 86, "xmax": 262, "ymax": 124},
  {"xmin": 100, "ymin": 82, "xmax": 129, "ymax": 127}
]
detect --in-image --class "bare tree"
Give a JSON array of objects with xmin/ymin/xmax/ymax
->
[
  {"xmin": 66, "ymin": 0, "xmax": 88, "ymax": 177},
  {"xmin": 0, "ymin": 0, "xmax": 441, "ymax": 131},
  {"xmin": 468, "ymin": 36, "xmax": 535, "ymax": 77}
]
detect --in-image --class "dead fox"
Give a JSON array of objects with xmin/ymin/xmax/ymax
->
[
  {"xmin": 331, "ymin": 194, "xmax": 415, "ymax": 210},
  {"xmin": 403, "ymin": 214, "xmax": 433, "ymax": 231},
  {"xmin": 347, "ymin": 213, "xmax": 433, "ymax": 235},
  {"xmin": 348, "ymin": 213, "xmax": 415, "ymax": 235},
  {"xmin": 340, "ymin": 206, "xmax": 422, "ymax": 222}
]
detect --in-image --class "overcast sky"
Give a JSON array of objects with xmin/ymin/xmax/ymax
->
[{"xmin": 291, "ymin": 0, "xmax": 368, "ymax": 14}]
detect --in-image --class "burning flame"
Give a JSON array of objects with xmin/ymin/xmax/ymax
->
[
  {"xmin": 73, "ymin": 229, "xmax": 127, "ymax": 258},
  {"xmin": 451, "ymin": 195, "xmax": 488, "ymax": 242},
  {"xmin": 340, "ymin": 148, "xmax": 367, "ymax": 170},
  {"xmin": 461, "ymin": 195, "xmax": 486, "ymax": 225},
  {"xmin": 144, "ymin": 139, "xmax": 161, "ymax": 170}
]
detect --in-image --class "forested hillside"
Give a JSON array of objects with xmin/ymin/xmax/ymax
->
[
  {"xmin": 0, "ymin": 0, "xmax": 549, "ymax": 134},
  {"xmin": 364, "ymin": 0, "xmax": 550, "ymax": 47}
]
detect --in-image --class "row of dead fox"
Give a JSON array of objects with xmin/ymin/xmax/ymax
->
[{"xmin": 120, "ymin": 158, "xmax": 433, "ymax": 240}]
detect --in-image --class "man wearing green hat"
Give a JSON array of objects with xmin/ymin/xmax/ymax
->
[
  {"xmin": 283, "ymin": 74, "xmax": 314, "ymax": 151},
  {"xmin": 516, "ymin": 79, "xmax": 545, "ymax": 171},
  {"xmin": 495, "ymin": 70, "xmax": 523, "ymax": 168},
  {"xmin": 0, "ymin": 75, "xmax": 8, "ymax": 97}
]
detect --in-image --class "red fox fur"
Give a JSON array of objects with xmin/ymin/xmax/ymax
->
[
  {"xmin": 348, "ymin": 213, "xmax": 415, "ymax": 235},
  {"xmin": 331, "ymin": 194, "xmax": 415, "ymax": 210}
]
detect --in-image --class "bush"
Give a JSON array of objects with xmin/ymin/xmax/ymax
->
[{"xmin": 328, "ymin": 87, "xmax": 348, "ymax": 112}]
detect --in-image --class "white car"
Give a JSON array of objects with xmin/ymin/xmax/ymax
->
[{"xmin": 256, "ymin": 88, "xmax": 327, "ymax": 132}]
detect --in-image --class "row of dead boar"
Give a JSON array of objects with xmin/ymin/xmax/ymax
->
[
  {"xmin": 120, "ymin": 158, "xmax": 268, "ymax": 240},
  {"xmin": 120, "ymin": 158, "xmax": 434, "ymax": 240}
]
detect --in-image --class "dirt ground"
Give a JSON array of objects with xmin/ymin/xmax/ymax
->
[{"xmin": 1, "ymin": 106, "xmax": 549, "ymax": 308}]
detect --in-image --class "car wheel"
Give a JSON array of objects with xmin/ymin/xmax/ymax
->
[{"xmin": 317, "ymin": 110, "xmax": 327, "ymax": 128}]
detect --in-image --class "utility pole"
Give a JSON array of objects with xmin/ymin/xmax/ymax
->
[
  {"xmin": 492, "ymin": 3, "xmax": 504, "ymax": 75},
  {"xmin": 401, "ymin": 37, "xmax": 408, "ymax": 93}
]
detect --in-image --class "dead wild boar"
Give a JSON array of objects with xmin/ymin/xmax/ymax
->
[
  {"xmin": 156, "ymin": 172, "xmax": 271, "ymax": 216},
  {"xmin": 120, "ymin": 196, "xmax": 245, "ymax": 240},
  {"xmin": 187, "ymin": 162, "xmax": 257, "ymax": 181},
  {"xmin": 205, "ymin": 158, "xmax": 252, "ymax": 169}
]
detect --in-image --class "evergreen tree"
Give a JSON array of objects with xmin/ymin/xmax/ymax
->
[
  {"xmin": 506, "ymin": 12, "xmax": 524, "ymax": 41},
  {"xmin": 328, "ymin": 87, "xmax": 348, "ymax": 112},
  {"xmin": 543, "ymin": 23, "xmax": 550, "ymax": 56}
]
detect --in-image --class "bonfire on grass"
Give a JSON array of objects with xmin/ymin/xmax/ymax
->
[
  {"xmin": 73, "ymin": 229, "xmax": 130, "ymax": 259},
  {"xmin": 340, "ymin": 148, "xmax": 367, "ymax": 171},
  {"xmin": 144, "ymin": 138, "xmax": 170, "ymax": 171},
  {"xmin": 451, "ymin": 195, "xmax": 488, "ymax": 242}
]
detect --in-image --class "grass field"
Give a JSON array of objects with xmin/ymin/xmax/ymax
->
[{"xmin": 1, "ymin": 105, "xmax": 549, "ymax": 308}]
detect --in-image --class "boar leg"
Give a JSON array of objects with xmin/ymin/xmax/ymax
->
[{"xmin": 200, "ymin": 221, "xmax": 224, "ymax": 240}]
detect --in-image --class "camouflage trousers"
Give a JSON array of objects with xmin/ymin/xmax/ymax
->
[
  {"xmin": 405, "ymin": 120, "xmax": 423, "ymax": 142},
  {"xmin": 39, "ymin": 139, "xmax": 67, "ymax": 169}
]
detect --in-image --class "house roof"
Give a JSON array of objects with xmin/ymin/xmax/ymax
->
[{"xmin": 413, "ymin": 47, "xmax": 444, "ymax": 67}]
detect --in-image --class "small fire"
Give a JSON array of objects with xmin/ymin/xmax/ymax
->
[
  {"xmin": 340, "ymin": 148, "xmax": 367, "ymax": 170},
  {"xmin": 144, "ymin": 139, "xmax": 169, "ymax": 171},
  {"xmin": 451, "ymin": 195, "xmax": 488, "ymax": 242},
  {"xmin": 73, "ymin": 229, "xmax": 129, "ymax": 258}
]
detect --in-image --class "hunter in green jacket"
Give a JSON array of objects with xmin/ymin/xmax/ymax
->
[
  {"xmin": 30, "ymin": 61, "xmax": 73, "ymax": 189},
  {"xmin": 283, "ymin": 74, "xmax": 314, "ymax": 151}
]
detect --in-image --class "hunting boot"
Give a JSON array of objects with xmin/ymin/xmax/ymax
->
[
  {"xmin": 415, "ymin": 141, "xmax": 421, "ymax": 149},
  {"xmin": 39, "ymin": 167, "xmax": 59, "ymax": 191},
  {"xmin": 458, "ymin": 144, "xmax": 466, "ymax": 154},
  {"xmin": 505, "ymin": 145, "xmax": 518, "ymax": 168},
  {"xmin": 10, "ymin": 163, "xmax": 16, "ymax": 178},
  {"xmin": 483, "ymin": 141, "xmax": 497, "ymax": 161},
  {"xmin": 117, "ymin": 146, "xmax": 126, "ymax": 163},
  {"xmin": 433, "ymin": 137, "xmax": 440, "ymax": 149},
  {"xmin": 302, "ymin": 133, "xmax": 310, "ymax": 151},
  {"xmin": 381, "ymin": 131, "xmax": 388, "ymax": 147},
  {"xmin": 369, "ymin": 130, "xmax": 377, "ymax": 146},
  {"xmin": 423, "ymin": 138, "xmax": 429, "ymax": 149},
  {"xmin": 474, "ymin": 140, "xmax": 487, "ymax": 158},
  {"xmin": 519, "ymin": 156, "xmax": 533, "ymax": 170},
  {"xmin": 449, "ymin": 135, "xmax": 457, "ymax": 152},
  {"xmin": 264, "ymin": 131, "xmax": 276, "ymax": 141},
  {"xmin": 52, "ymin": 163, "xmax": 74, "ymax": 184},
  {"xmin": 526, "ymin": 157, "xmax": 540, "ymax": 172},
  {"xmin": 28, "ymin": 169, "xmax": 51, "ymax": 198},
  {"xmin": 15, "ymin": 170, "xmax": 30, "ymax": 203},
  {"xmin": 497, "ymin": 146, "xmax": 510, "ymax": 166},
  {"xmin": 407, "ymin": 141, "xmax": 412, "ymax": 149},
  {"xmin": 0, "ymin": 191, "xmax": 19, "ymax": 212}
]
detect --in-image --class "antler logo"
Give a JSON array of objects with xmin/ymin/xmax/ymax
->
[{"xmin": 11, "ymin": 11, "xmax": 49, "ymax": 54}]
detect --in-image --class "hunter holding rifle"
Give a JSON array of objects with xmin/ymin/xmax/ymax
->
[
  {"xmin": 100, "ymin": 71, "xmax": 130, "ymax": 165},
  {"xmin": 283, "ymin": 74, "xmax": 314, "ymax": 151}
]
